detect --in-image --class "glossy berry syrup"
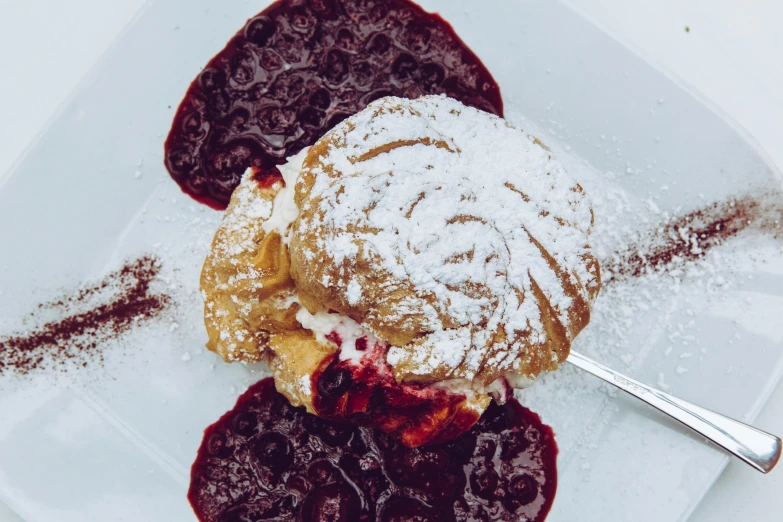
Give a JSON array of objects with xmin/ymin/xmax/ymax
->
[
  {"xmin": 189, "ymin": 378, "xmax": 557, "ymax": 522},
  {"xmin": 164, "ymin": 0, "xmax": 503, "ymax": 209}
]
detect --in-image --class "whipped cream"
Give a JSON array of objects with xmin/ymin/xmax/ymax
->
[
  {"xmin": 434, "ymin": 373, "xmax": 536, "ymax": 403},
  {"xmin": 295, "ymin": 307, "xmax": 342, "ymax": 345},
  {"xmin": 261, "ymin": 147, "xmax": 310, "ymax": 242},
  {"xmin": 295, "ymin": 307, "xmax": 381, "ymax": 362}
]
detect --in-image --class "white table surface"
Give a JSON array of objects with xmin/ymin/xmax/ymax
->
[{"xmin": 0, "ymin": 0, "xmax": 781, "ymax": 520}]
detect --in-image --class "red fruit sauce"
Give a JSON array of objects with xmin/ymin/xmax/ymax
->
[
  {"xmin": 164, "ymin": 0, "xmax": 503, "ymax": 209},
  {"xmin": 189, "ymin": 378, "xmax": 557, "ymax": 522}
]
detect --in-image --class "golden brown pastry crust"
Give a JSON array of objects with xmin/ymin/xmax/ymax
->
[
  {"xmin": 289, "ymin": 96, "xmax": 601, "ymax": 387},
  {"xmin": 200, "ymin": 96, "xmax": 601, "ymax": 443},
  {"xmin": 200, "ymin": 166, "xmax": 333, "ymax": 412},
  {"xmin": 201, "ymin": 173, "xmax": 295, "ymax": 361}
]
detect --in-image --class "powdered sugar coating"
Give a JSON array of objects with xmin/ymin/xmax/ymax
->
[
  {"xmin": 290, "ymin": 96, "xmax": 601, "ymax": 385},
  {"xmin": 200, "ymin": 165, "xmax": 301, "ymax": 363}
]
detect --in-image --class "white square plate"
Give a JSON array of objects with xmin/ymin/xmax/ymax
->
[{"xmin": 1, "ymin": 1, "xmax": 781, "ymax": 521}]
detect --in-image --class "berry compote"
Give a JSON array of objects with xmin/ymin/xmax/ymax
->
[
  {"xmin": 164, "ymin": 0, "xmax": 503, "ymax": 209},
  {"xmin": 189, "ymin": 378, "xmax": 557, "ymax": 522}
]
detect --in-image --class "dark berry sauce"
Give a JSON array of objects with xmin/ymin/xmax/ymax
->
[
  {"xmin": 165, "ymin": 0, "xmax": 503, "ymax": 209},
  {"xmin": 189, "ymin": 378, "xmax": 557, "ymax": 522},
  {"xmin": 313, "ymin": 340, "xmax": 482, "ymax": 448}
]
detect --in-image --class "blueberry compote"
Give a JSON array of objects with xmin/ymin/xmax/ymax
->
[
  {"xmin": 165, "ymin": 0, "xmax": 503, "ymax": 209},
  {"xmin": 189, "ymin": 378, "xmax": 557, "ymax": 522}
]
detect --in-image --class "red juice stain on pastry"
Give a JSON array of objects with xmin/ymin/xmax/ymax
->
[
  {"xmin": 312, "ymin": 340, "xmax": 482, "ymax": 448},
  {"xmin": 164, "ymin": 0, "xmax": 503, "ymax": 209},
  {"xmin": 252, "ymin": 166, "xmax": 284, "ymax": 189},
  {"xmin": 189, "ymin": 377, "xmax": 557, "ymax": 522}
]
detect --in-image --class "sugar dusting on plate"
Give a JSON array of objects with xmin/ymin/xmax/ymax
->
[{"xmin": 507, "ymin": 116, "xmax": 783, "ymax": 463}]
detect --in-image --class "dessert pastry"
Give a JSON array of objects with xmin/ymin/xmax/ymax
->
[{"xmin": 201, "ymin": 95, "xmax": 600, "ymax": 446}]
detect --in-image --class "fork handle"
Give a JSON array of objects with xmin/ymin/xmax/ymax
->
[{"xmin": 567, "ymin": 350, "xmax": 782, "ymax": 474}]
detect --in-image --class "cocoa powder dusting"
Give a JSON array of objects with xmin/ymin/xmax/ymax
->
[
  {"xmin": 0, "ymin": 256, "xmax": 170, "ymax": 376},
  {"xmin": 604, "ymin": 195, "xmax": 782, "ymax": 282}
]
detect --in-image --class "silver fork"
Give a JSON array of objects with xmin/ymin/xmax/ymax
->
[{"xmin": 567, "ymin": 350, "xmax": 782, "ymax": 474}]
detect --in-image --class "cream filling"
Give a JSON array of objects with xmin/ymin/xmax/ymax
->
[
  {"xmin": 261, "ymin": 147, "xmax": 310, "ymax": 242},
  {"xmin": 295, "ymin": 307, "xmax": 535, "ymax": 398},
  {"xmin": 295, "ymin": 307, "xmax": 381, "ymax": 362},
  {"xmin": 435, "ymin": 374, "xmax": 536, "ymax": 400}
]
